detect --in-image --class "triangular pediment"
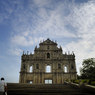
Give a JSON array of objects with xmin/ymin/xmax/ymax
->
[{"xmin": 39, "ymin": 38, "xmax": 57, "ymax": 45}]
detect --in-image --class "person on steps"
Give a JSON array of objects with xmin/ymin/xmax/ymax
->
[{"xmin": 0, "ymin": 77, "xmax": 7, "ymax": 95}]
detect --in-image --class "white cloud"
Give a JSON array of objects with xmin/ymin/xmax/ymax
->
[
  {"xmin": 32, "ymin": 0, "xmax": 51, "ymax": 8},
  {"xmin": 67, "ymin": 0, "xmax": 95, "ymax": 35},
  {"xmin": 7, "ymin": 0, "xmax": 77, "ymax": 40},
  {"xmin": 2, "ymin": 0, "xmax": 95, "ymax": 75},
  {"xmin": 11, "ymin": 35, "xmax": 27, "ymax": 46},
  {"xmin": 11, "ymin": 34, "xmax": 44, "ymax": 47},
  {"xmin": 9, "ymin": 48, "xmax": 22, "ymax": 56}
]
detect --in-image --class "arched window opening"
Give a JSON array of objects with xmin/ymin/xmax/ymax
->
[
  {"xmin": 71, "ymin": 64, "xmax": 74, "ymax": 69},
  {"xmin": 64, "ymin": 66, "xmax": 67, "ymax": 73},
  {"xmin": 47, "ymin": 46, "xmax": 49, "ymax": 49},
  {"xmin": 36, "ymin": 64, "xmax": 39, "ymax": 69},
  {"xmin": 23, "ymin": 64, "xmax": 25, "ymax": 69},
  {"xmin": 58, "ymin": 64, "xmax": 61, "ymax": 69},
  {"xmin": 30, "ymin": 66, "xmax": 33, "ymax": 72},
  {"xmin": 46, "ymin": 65, "xmax": 51, "ymax": 73},
  {"xmin": 47, "ymin": 53, "xmax": 50, "ymax": 58}
]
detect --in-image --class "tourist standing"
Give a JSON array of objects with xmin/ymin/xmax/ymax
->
[{"xmin": 0, "ymin": 78, "xmax": 7, "ymax": 95}]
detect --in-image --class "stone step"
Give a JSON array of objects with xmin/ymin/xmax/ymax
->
[
  {"xmin": 8, "ymin": 84, "xmax": 72, "ymax": 90},
  {"xmin": 8, "ymin": 84, "xmax": 72, "ymax": 88},
  {"xmin": 7, "ymin": 83, "xmax": 94, "ymax": 95},
  {"xmin": 8, "ymin": 92, "xmax": 93, "ymax": 95}
]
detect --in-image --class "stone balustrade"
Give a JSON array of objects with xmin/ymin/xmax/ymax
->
[{"xmin": 64, "ymin": 80, "xmax": 95, "ymax": 94}]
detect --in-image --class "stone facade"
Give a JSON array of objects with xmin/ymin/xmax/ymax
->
[{"xmin": 19, "ymin": 38, "xmax": 77, "ymax": 84}]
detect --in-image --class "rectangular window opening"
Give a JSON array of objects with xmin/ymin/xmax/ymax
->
[
  {"xmin": 27, "ymin": 81, "xmax": 33, "ymax": 83},
  {"xmin": 45, "ymin": 79, "xmax": 52, "ymax": 84}
]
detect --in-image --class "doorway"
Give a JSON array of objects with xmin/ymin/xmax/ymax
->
[{"xmin": 45, "ymin": 79, "xmax": 52, "ymax": 84}]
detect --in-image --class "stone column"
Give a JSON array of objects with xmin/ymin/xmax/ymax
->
[
  {"xmin": 57, "ymin": 73, "xmax": 58, "ymax": 84},
  {"xmin": 33, "ymin": 73, "xmax": 35, "ymax": 84},
  {"xmin": 39, "ymin": 72, "xmax": 40, "ymax": 83},
  {"xmin": 63, "ymin": 65, "xmax": 64, "ymax": 72},
  {"xmin": 42, "ymin": 72, "xmax": 44, "ymax": 84},
  {"xmin": 24, "ymin": 73, "xmax": 26, "ymax": 83},
  {"xmin": 62, "ymin": 73, "xmax": 64, "ymax": 84}
]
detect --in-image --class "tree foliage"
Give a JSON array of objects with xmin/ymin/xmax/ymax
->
[{"xmin": 80, "ymin": 58, "xmax": 95, "ymax": 79}]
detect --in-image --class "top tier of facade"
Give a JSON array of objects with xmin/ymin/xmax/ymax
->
[{"xmin": 22, "ymin": 38, "xmax": 75, "ymax": 58}]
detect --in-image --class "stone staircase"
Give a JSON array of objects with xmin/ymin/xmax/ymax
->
[{"xmin": 7, "ymin": 83, "xmax": 94, "ymax": 95}]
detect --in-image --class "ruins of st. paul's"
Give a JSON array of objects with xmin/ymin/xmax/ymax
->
[{"xmin": 19, "ymin": 38, "xmax": 77, "ymax": 84}]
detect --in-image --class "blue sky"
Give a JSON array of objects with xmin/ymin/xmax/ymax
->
[{"xmin": 0, "ymin": 0, "xmax": 95, "ymax": 83}]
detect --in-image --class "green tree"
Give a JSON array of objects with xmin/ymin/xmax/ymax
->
[
  {"xmin": 80, "ymin": 58, "xmax": 95, "ymax": 79},
  {"xmin": 77, "ymin": 74, "xmax": 81, "ymax": 79}
]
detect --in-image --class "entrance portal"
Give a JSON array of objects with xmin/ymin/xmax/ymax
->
[{"xmin": 45, "ymin": 79, "xmax": 52, "ymax": 84}]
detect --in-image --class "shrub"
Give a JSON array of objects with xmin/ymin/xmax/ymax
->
[
  {"xmin": 66, "ymin": 79, "xmax": 68, "ymax": 82},
  {"xmin": 82, "ymin": 79, "xmax": 89, "ymax": 83},
  {"xmin": 91, "ymin": 81, "xmax": 95, "ymax": 86},
  {"xmin": 73, "ymin": 79, "xmax": 75, "ymax": 83},
  {"xmin": 72, "ymin": 79, "xmax": 79, "ymax": 84},
  {"xmin": 88, "ymin": 78, "xmax": 95, "ymax": 85},
  {"xmin": 74, "ymin": 80, "xmax": 79, "ymax": 84}
]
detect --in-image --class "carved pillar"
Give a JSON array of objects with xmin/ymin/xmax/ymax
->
[
  {"xmin": 62, "ymin": 73, "xmax": 64, "ymax": 84},
  {"xmin": 39, "ymin": 72, "xmax": 40, "ymax": 83},
  {"xmin": 42, "ymin": 72, "xmax": 44, "ymax": 84},
  {"xmin": 33, "ymin": 73, "xmax": 35, "ymax": 84},
  {"xmin": 24, "ymin": 73, "xmax": 26, "ymax": 83},
  {"xmin": 57, "ymin": 73, "xmax": 58, "ymax": 84}
]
